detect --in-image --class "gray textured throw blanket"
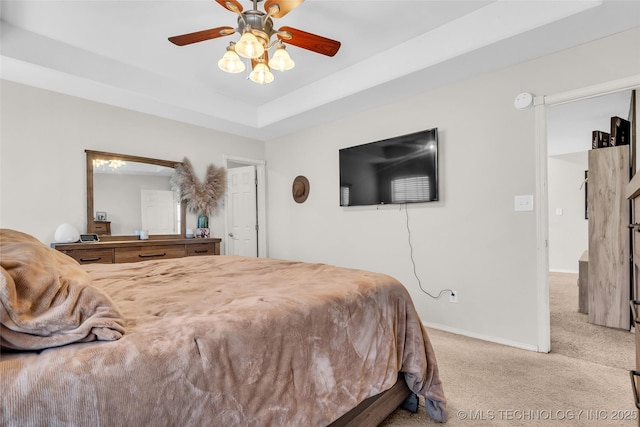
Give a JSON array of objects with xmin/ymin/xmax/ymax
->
[{"xmin": 0, "ymin": 229, "xmax": 124, "ymax": 350}]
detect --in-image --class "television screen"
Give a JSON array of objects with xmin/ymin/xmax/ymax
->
[{"xmin": 339, "ymin": 128, "xmax": 438, "ymax": 206}]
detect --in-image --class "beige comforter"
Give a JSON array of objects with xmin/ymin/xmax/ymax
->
[{"xmin": 1, "ymin": 255, "xmax": 447, "ymax": 426}]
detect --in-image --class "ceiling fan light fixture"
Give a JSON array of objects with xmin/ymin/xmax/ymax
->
[
  {"xmin": 268, "ymin": 44, "xmax": 295, "ymax": 71},
  {"xmin": 169, "ymin": 1, "xmax": 342, "ymax": 85},
  {"xmin": 218, "ymin": 45, "xmax": 246, "ymax": 73},
  {"xmin": 235, "ymin": 29, "xmax": 265, "ymax": 59},
  {"xmin": 249, "ymin": 62, "xmax": 274, "ymax": 84}
]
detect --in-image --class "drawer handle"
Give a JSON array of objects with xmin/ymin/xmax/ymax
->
[
  {"xmin": 138, "ymin": 252, "xmax": 167, "ymax": 258},
  {"xmin": 80, "ymin": 257, "xmax": 102, "ymax": 262},
  {"xmin": 631, "ymin": 371, "xmax": 640, "ymax": 409},
  {"xmin": 630, "ymin": 300, "xmax": 640, "ymax": 325},
  {"xmin": 194, "ymin": 250, "xmax": 209, "ymax": 254}
]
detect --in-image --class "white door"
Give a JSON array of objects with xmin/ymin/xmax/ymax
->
[
  {"xmin": 227, "ymin": 165, "xmax": 258, "ymax": 256},
  {"xmin": 141, "ymin": 189, "xmax": 177, "ymax": 234}
]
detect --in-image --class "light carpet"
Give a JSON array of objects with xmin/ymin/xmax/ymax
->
[{"xmin": 380, "ymin": 272, "xmax": 636, "ymax": 426}]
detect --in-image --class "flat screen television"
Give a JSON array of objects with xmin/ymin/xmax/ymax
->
[{"xmin": 339, "ymin": 128, "xmax": 438, "ymax": 207}]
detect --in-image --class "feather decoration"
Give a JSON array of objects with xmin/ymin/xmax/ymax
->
[{"xmin": 170, "ymin": 158, "xmax": 227, "ymax": 215}]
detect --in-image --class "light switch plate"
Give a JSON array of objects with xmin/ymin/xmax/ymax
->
[{"xmin": 514, "ymin": 195, "xmax": 534, "ymax": 212}]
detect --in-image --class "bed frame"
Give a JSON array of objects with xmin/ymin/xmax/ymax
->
[{"xmin": 330, "ymin": 376, "xmax": 414, "ymax": 426}]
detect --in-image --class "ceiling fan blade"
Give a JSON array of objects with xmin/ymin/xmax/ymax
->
[
  {"xmin": 215, "ymin": 0, "xmax": 243, "ymax": 13},
  {"xmin": 277, "ymin": 26, "xmax": 341, "ymax": 57},
  {"xmin": 168, "ymin": 26, "xmax": 235, "ymax": 46},
  {"xmin": 264, "ymin": 0, "xmax": 303, "ymax": 18}
]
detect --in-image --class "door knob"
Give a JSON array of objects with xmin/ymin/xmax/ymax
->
[{"xmin": 228, "ymin": 232, "xmax": 234, "ymax": 238}]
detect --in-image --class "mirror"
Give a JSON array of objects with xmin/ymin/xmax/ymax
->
[{"xmin": 86, "ymin": 150, "xmax": 186, "ymax": 240}]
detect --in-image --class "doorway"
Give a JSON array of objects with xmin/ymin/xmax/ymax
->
[
  {"xmin": 547, "ymin": 91, "xmax": 633, "ymax": 274},
  {"xmin": 223, "ymin": 155, "xmax": 267, "ymax": 257},
  {"xmin": 546, "ymin": 90, "xmax": 634, "ymax": 352},
  {"xmin": 535, "ymin": 75, "xmax": 639, "ymax": 352}
]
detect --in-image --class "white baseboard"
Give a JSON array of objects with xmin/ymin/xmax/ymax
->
[{"xmin": 423, "ymin": 321, "xmax": 541, "ymax": 353}]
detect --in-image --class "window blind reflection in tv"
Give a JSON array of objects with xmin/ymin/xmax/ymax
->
[{"xmin": 339, "ymin": 128, "xmax": 439, "ymax": 206}]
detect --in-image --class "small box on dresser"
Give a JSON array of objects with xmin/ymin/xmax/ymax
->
[
  {"xmin": 90, "ymin": 221, "xmax": 111, "ymax": 235},
  {"xmin": 610, "ymin": 116, "xmax": 631, "ymax": 146}
]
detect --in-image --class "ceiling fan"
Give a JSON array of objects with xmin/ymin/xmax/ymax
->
[{"xmin": 168, "ymin": 0, "xmax": 341, "ymax": 84}]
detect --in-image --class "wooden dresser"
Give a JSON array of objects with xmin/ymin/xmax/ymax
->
[
  {"xmin": 628, "ymin": 171, "xmax": 640, "ymax": 422},
  {"xmin": 588, "ymin": 145, "xmax": 630, "ymax": 330},
  {"xmin": 52, "ymin": 238, "xmax": 221, "ymax": 264}
]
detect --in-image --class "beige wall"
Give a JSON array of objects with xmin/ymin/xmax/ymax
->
[
  {"xmin": 0, "ymin": 81, "xmax": 265, "ymax": 243},
  {"xmin": 264, "ymin": 27, "xmax": 640, "ymax": 350},
  {"xmin": 548, "ymin": 152, "xmax": 589, "ymax": 273}
]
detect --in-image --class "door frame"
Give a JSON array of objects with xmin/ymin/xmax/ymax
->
[
  {"xmin": 534, "ymin": 75, "xmax": 640, "ymax": 353},
  {"xmin": 222, "ymin": 155, "xmax": 267, "ymax": 257}
]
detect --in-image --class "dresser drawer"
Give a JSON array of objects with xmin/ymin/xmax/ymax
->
[
  {"xmin": 62, "ymin": 248, "xmax": 114, "ymax": 264},
  {"xmin": 115, "ymin": 245, "xmax": 186, "ymax": 263},
  {"xmin": 634, "ymin": 230, "xmax": 640, "ymax": 267},
  {"xmin": 186, "ymin": 242, "xmax": 218, "ymax": 257}
]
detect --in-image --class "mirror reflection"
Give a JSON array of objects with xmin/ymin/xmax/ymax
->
[{"xmin": 86, "ymin": 150, "xmax": 186, "ymax": 238}]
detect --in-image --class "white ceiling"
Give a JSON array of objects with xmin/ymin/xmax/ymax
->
[{"xmin": 1, "ymin": 0, "xmax": 639, "ymax": 141}]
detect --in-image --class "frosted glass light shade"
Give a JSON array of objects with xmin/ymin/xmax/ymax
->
[
  {"xmin": 234, "ymin": 31, "xmax": 264, "ymax": 59},
  {"xmin": 269, "ymin": 46, "xmax": 295, "ymax": 71},
  {"xmin": 249, "ymin": 63, "xmax": 274, "ymax": 84},
  {"xmin": 218, "ymin": 50, "xmax": 245, "ymax": 73},
  {"xmin": 54, "ymin": 223, "xmax": 80, "ymax": 243}
]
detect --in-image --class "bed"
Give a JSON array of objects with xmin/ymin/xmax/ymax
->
[{"xmin": 0, "ymin": 229, "xmax": 447, "ymax": 426}]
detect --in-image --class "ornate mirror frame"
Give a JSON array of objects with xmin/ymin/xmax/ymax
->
[{"xmin": 86, "ymin": 150, "xmax": 186, "ymax": 240}]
